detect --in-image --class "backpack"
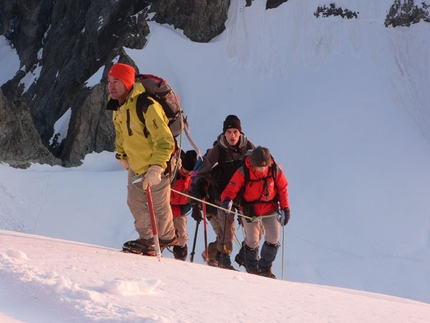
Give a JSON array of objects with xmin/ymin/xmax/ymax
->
[
  {"xmin": 135, "ymin": 74, "xmax": 202, "ymax": 159},
  {"xmin": 210, "ymin": 140, "xmax": 254, "ymax": 201},
  {"xmin": 135, "ymin": 74, "xmax": 183, "ymax": 138}
]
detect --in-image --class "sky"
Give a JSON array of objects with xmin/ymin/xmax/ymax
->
[{"xmin": 1, "ymin": 0, "xmax": 430, "ymax": 322}]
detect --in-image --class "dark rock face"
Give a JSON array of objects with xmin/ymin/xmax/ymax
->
[
  {"xmin": 266, "ymin": 0, "xmax": 289, "ymax": 10},
  {"xmin": 59, "ymin": 83, "xmax": 116, "ymax": 167},
  {"xmin": 244, "ymin": 0, "xmax": 289, "ymax": 9},
  {"xmin": 385, "ymin": 0, "xmax": 430, "ymax": 27},
  {"xmin": 0, "ymin": 89, "xmax": 61, "ymax": 168},
  {"xmin": 0, "ymin": 0, "xmax": 232, "ymax": 168},
  {"xmin": 314, "ymin": 3, "xmax": 358, "ymax": 19},
  {"xmin": 0, "ymin": 0, "xmax": 153, "ymax": 167},
  {"xmin": 149, "ymin": 0, "xmax": 230, "ymax": 43}
]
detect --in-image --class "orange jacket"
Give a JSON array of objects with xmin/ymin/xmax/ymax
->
[{"xmin": 221, "ymin": 156, "xmax": 289, "ymax": 216}]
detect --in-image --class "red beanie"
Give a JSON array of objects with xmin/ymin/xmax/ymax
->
[{"xmin": 108, "ymin": 63, "xmax": 135, "ymax": 91}]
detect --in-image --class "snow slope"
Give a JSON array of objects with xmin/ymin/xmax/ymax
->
[{"xmin": 1, "ymin": 229, "xmax": 430, "ymax": 323}]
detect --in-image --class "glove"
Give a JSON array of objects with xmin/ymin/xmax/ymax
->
[
  {"xmin": 221, "ymin": 198, "xmax": 233, "ymax": 215},
  {"xmin": 279, "ymin": 208, "xmax": 290, "ymax": 226},
  {"xmin": 118, "ymin": 159, "xmax": 129, "ymax": 170},
  {"xmin": 142, "ymin": 165, "xmax": 164, "ymax": 188},
  {"xmin": 191, "ymin": 203, "xmax": 203, "ymax": 222},
  {"xmin": 196, "ymin": 177, "xmax": 209, "ymax": 198}
]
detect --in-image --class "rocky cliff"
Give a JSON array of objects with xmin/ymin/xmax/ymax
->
[{"xmin": 0, "ymin": 0, "xmax": 233, "ymax": 167}]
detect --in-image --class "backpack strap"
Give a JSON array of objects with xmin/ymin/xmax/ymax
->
[
  {"xmin": 136, "ymin": 92, "xmax": 154, "ymax": 138},
  {"xmin": 246, "ymin": 140, "xmax": 254, "ymax": 151},
  {"xmin": 271, "ymin": 156, "xmax": 278, "ymax": 182},
  {"xmin": 239, "ymin": 165, "xmax": 250, "ymax": 206},
  {"xmin": 218, "ymin": 144, "xmax": 226, "ymax": 163},
  {"xmin": 240, "ymin": 158, "xmax": 278, "ymax": 206}
]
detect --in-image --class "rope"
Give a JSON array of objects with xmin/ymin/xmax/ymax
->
[
  {"xmin": 170, "ymin": 188, "xmax": 279, "ymax": 222},
  {"xmin": 234, "ymin": 232, "xmax": 242, "ymax": 248},
  {"xmin": 183, "ymin": 116, "xmax": 203, "ymax": 160}
]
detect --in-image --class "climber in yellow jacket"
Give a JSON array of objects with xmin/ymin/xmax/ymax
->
[{"xmin": 106, "ymin": 62, "xmax": 177, "ymax": 256}]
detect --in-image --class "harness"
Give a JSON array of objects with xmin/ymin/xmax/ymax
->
[{"xmin": 239, "ymin": 158, "xmax": 279, "ymax": 219}]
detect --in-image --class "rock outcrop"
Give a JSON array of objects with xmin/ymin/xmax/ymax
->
[
  {"xmin": 0, "ymin": 0, "xmax": 230, "ymax": 167},
  {"xmin": 0, "ymin": 88, "xmax": 61, "ymax": 168},
  {"xmin": 385, "ymin": 0, "xmax": 430, "ymax": 27}
]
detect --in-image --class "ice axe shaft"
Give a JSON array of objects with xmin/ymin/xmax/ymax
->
[{"xmin": 146, "ymin": 186, "xmax": 161, "ymax": 261}]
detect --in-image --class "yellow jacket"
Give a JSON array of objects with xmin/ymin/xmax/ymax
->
[{"xmin": 113, "ymin": 82, "xmax": 175, "ymax": 175}]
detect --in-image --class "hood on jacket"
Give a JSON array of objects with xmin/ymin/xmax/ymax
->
[{"xmin": 216, "ymin": 133, "xmax": 249, "ymax": 152}]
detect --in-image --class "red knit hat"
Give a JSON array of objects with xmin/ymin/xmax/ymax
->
[{"xmin": 108, "ymin": 63, "xmax": 135, "ymax": 91}]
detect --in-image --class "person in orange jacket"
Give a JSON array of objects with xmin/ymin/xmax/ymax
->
[
  {"xmin": 220, "ymin": 146, "xmax": 290, "ymax": 278},
  {"xmin": 170, "ymin": 150, "xmax": 198, "ymax": 260}
]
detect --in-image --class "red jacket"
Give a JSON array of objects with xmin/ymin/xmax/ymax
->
[
  {"xmin": 170, "ymin": 169, "xmax": 192, "ymax": 218},
  {"xmin": 221, "ymin": 156, "xmax": 289, "ymax": 216}
]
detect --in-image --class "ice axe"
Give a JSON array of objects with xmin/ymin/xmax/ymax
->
[{"xmin": 146, "ymin": 186, "xmax": 162, "ymax": 261}]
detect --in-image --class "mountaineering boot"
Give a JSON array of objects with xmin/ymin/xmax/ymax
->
[
  {"xmin": 159, "ymin": 235, "xmax": 178, "ymax": 251},
  {"xmin": 247, "ymin": 269, "xmax": 260, "ymax": 275},
  {"xmin": 234, "ymin": 253, "xmax": 245, "ymax": 267},
  {"xmin": 202, "ymin": 241, "xmax": 218, "ymax": 267},
  {"xmin": 257, "ymin": 267, "xmax": 276, "ymax": 279},
  {"xmin": 215, "ymin": 251, "xmax": 236, "ymax": 270},
  {"xmin": 234, "ymin": 242, "xmax": 246, "ymax": 267},
  {"xmin": 244, "ymin": 245, "xmax": 259, "ymax": 274},
  {"xmin": 173, "ymin": 245, "xmax": 188, "ymax": 261},
  {"xmin": 258, "ymin": 241, "xmax": 279, "ymax": 278},
  {"xmin": 122, "ymin": 238, "xmax": 156, "ymax": 256}
]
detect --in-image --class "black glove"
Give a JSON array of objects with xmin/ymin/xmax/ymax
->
[
  {"xmin": 196, "ymin": 177, "xmax": 209, "ymax": 198},
  {"xmin": 279, "ymin": 208, "xmax": 290, "ymax": 226},
  {"xmin": 191, "ymin": 203, "xmax": 203, "ymax": 222},
  {"xmin": 221, "ymin": 198, "xmax": 233, "ymax": 215}
]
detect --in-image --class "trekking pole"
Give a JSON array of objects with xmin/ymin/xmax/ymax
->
[
  {"xmin": 281, "ymin": 224, "xmax": 285, "ymax": 280},
  {"xmin": 189, "ymin": 219, "xmax": 200, "ymax": 263},
  {"xmin": 202, "ymin": 197, "xmax": 209, "ymax": 262},
  {"xmin": 146, "ymin": 186, "xmax": 162, "ymax": 261},
  {"xmin": 220, "ymin": 207, "xmax": 229, "ymax": 267}
]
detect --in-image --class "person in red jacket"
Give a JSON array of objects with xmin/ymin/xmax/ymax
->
[
  {"xmin": 220, "ymin": 146, "xmax": 290, "ymax": 278},
  {"xmin": 170, "ymin": 150, "xmax": 197, "ymax": 260}
]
